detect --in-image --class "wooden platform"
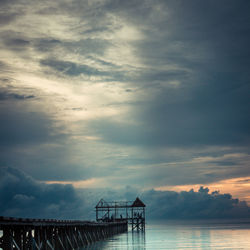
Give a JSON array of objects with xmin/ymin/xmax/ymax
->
[{"xmin": 0, "ymin": 216, "xmax": 128, "ymax": 249}]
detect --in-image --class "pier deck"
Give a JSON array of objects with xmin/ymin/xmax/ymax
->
[{"xmin": 0, "ymin": 216, "xmax": 127, "ymax": 249}]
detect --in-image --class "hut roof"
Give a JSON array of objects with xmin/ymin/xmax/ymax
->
[{"xmin": 131, "ymin": 197, "xmax": 146, "ymax": 207}]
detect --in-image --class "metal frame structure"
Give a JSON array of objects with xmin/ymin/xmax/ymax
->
[{"xmin": 95, "ymin": 197, "xmax": 146, "ymax": 231}]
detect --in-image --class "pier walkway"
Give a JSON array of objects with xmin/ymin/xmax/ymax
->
[{"xmin": 0, "ymin": 216, "xmax": 127, "ymax": 249}]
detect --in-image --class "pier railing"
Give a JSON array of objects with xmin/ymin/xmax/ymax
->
[{"xmin": 0, "ymin": 216, "xmax": 128, "ymax": 250}]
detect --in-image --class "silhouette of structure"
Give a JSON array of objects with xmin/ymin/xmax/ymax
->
[
  {"xmin": 0, "ymin": 199, "xmax": 145, "ymax": 249},
  {"xmin": 0, "ymin": 216, "xmax": 127, "ymax": 249},
  {"xmin": 95, "ymin": 197, "xmax": 146, "ymax": 231}
]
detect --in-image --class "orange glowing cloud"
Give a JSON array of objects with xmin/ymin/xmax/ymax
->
[{"xmin": 155, "ymin": 177, "xmax": 250, "ymax": 205}]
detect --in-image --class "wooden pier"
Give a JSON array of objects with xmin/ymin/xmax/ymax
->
[{"xmin": 0, "ymin": 216, "xmax": 127, "ymax": 250}]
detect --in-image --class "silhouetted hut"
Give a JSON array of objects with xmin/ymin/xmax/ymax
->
[{"xmin": 95, "ymin": 197, "xmax": 146, "ymax": 230}]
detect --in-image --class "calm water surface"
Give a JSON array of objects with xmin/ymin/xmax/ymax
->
[{"xmin": 81, "ymin": 220, "xmax": 250, "ymax": 249}]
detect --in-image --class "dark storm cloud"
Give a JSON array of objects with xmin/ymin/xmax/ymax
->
[
  {"xmin": 137, "ymin": 84, "xmax": 250, "ymax": 147},
  {"xmin": 88, "ymin": 0, "xmax": 250, "ymax": 148},
  {"xmin": 81, "ymin": 185, "xmax": 250, "ymax": 219},
  {"xmin": 131, "ymin": 0, "xmax": 250, "ymax": 71},
  {"xmin": 1, "ymin": 168, "xmax": 249, "ymax": 220},
  {"xmin": 141, "ymin": 188, "xmax": 250, "ymax": 219},
  {"xmin": 142, "ymin": 0, "xmax": 250, "ymax": 147},
  {"xmin": 0, "ymin": 167, "xmax": 85, "ymax": 219}
]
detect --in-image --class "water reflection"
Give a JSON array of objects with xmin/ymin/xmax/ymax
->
[
  {"xmin": 80, "ymin": 230, "xmax": 146, "ymax": 250},
  {"xmin": 81, "ymin": 220, "xmax": 250, "ymax": 250},
  {"xmin": 131, "ymin": 231, "xmax": 146, "ymax": 249}
]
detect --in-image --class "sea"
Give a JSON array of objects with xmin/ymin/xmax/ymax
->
[{"xmin": 81, "ymin": 219, "xmax": 250, "ymax": 249}]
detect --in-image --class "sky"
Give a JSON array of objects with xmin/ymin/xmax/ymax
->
[{"xmin": 0, "ymin": 0, "xmax": 250, "ymax": 219}]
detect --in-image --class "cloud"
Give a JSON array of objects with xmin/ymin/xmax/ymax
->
[
  {"xmin": 40, "ymin": 59, "xmax": 108, "ymax": 77},
  {"xmin": 78, "ymin": 0, "xmax": 250, "ymax": 149},
  {"xmin": 80, "ymin": 0, "xmax": 250, "ymax": 148},
  {"xmin": 0, "ymin": 60, "xmax": 8, "ymax": 71},
  {"xmin": 4, "ymin": 38, "xmax": 30, "ymax": 47},
  {"xmin": 0, "ymin": 0, "xmax": 18, "ymax": 7},
  {"xmin": 0, "ymin": 105, "xmax": 57, "ymax": 147},
  {"xmin": 0, "ymin": 167, "xmax": 85, "ymax": 219},
  {"xmin": 141, "ymin": 187, "xmax": 250, "ymax": 219},
  {"xmin": 0, "ymin": 12, "xmax": 19, "ymax": 25},
  {"xmin": 0, "ymin": 0, "xmax": 249, "ymax": 200},
  {"xmin": 33, "ymin": 39, "xmax": 62, "ymax": 52},
  {"xmin": 0, "ymin": 91, "xmax": 35, "ymax": 100},
  {"xmin": 0, "ymin": 168, "xmax": 249, "ymax": 220},
  {"xmin": 68, "ymin": 185, "xmax": 250, "ymax": 220},
  {"xmin": 40, "ymin": 58, "xmax": 125, "ymax": 82},
  {"xmin": 0, "ymin": 32, "xmax": 31, "ymax": 52}
]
